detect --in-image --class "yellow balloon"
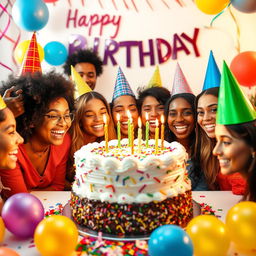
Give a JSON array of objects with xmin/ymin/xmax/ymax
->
[
  {"xmin": 14, "ymin": 40, "xmax": 44, "ymax": 64},
  {"xmin": 186, "ymin": 215, "xmax": 230, "ymax": 256},
  {"xmin": 195, "ymin": 0, "xmax": 230, "ymax": 15},
  {"xmin": 226, "ymin": 201, "xmax": 256, "ymax": 251},
  {"xmin": 0, "ymin": 217, "xmax": 5, "ymax": 243},
  {"xmin": 34, "ymin": 215, "xmax": 78, "ymax": 256}
]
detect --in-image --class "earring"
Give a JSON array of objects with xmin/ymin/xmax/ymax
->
[{"xmin": 252, "ymin": 152, "xmax": 255, "ymax": 159}]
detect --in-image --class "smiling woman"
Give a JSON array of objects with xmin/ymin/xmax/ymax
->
[{"xmin": 0, "ymin": 71, "xmax": 75, "ymax": 200}]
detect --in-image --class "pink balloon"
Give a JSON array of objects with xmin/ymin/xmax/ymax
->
[{"xmin": 2, "ymin": 193, "xmax": 44, "ymax": 238}]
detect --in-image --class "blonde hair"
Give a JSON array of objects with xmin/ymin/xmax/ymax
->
[{"xmin": 66, "ymin": 92, "xmax": 116, "ymax": 183}]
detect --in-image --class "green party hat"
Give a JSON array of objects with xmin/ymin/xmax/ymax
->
[
  {"xmin": 148, "ymin": 65, "xmax": 162, "ymax": 88},
  {"xmin": 217, "ymin": 61, "xmax": 256, "ymax": 125}
]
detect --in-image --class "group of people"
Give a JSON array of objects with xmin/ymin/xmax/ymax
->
[{"xmin": 0, "ymin": 48, "xmax": 255, "ymax": 207}]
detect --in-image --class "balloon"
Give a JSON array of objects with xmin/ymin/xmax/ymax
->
[
  {"xmin": 44, "ymin": 41, "xmax": 68, "ymax": 66},
  {"xmin": 186, "ymin": 215, "xmax": 230, "ymax": 256},
  {"xmin": 44, "ymin": 0, "xmax": 58, "ymax": 2},
  {"xmin": 148, "ymin": 225, "xmax": 193, "ymax": 256},
  {"xmin": 34, "ymin": 215, "xmax": 78, "ymax": 256},
  {"xmin": 0, "ymin": 218, "xmax": 5, "ymax": 243},
  {"xmin": 14, "ymin": 40, "xmax": 44, "ymax": 64},
  {"xmin": 230, "ymin": 51, "xmax": 256, "ymax": 87},
  {"xmin": 232, "ymin": 0, "xmax": 256, "ymax": 13},
  {"xmin": 0, "ymin": 247, "xmax": 20, "ymax": 256},
  {"xmin": 12, "ymin": 0, "xmax": 49, "ymax": 31},
  {"xmin": 226, "ymin": 201, "xmax": 256, "ymax": 251},
  {"xmin": 195, "ymin": 0, "xmax": 230, "ymax": 15},
  {"xmin": 1, "ymin": 193, "xmax": 44, "ymax": 238}
]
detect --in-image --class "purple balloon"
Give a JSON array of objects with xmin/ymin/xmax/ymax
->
[
  {"xmin": 2, "ymin": 193, "xmax": 44, "ymax": 238},
  {"xmin": 232, "ymin": 0, "xmax": 256, "ymax": 13}
]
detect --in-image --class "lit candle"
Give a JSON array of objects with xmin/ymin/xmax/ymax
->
[
  {"xmin": 161, "ymin": 115, "xmax": 165, "ymax": 150},
  {"xmin": 145, "ymin": 112, "xmax": 149, "ymax": 148},
  {"xmin": 138, "ymin": 117, "xmax": 142, "ymax": 154},
  {"xmin": 131, "ymin": 118, "xmax": 134, "ymax": 154},
  {"xmin": 103, "ymin": 114, "xmax": 108, "ymax": 152},
  {"xmin": 127, "ymin": 110, "xmax": 131, "ymax": 147},
  {"xmin": 117, "ymin": 113, "xmax": 121, "ymax": 148},
  {"xmin": 155, "ymin": 119, "xmax": 159, "ymax": 155}
]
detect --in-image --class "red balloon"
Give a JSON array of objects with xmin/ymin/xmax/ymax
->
[
  {"xmin": 44, "ymin": 0, "xmax": 58, "ymax": 3},
  {"xmin": 230, "ymin": 51, "xmax": 256, "ymax": 87}
]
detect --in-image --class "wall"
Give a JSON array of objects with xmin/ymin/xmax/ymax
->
[{"xmin": 1, "ymin": 0, "xmax": 256, "ymax": 101}]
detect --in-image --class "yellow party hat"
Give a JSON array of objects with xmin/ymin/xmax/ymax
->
[
  {"xmin": 148, "ymin": 65, "xmax": 162, "ymax": 88},
  {"xmin": 71, "ymin": 65, "xmax": 92, "ymax": 99},
  {"xmin": 0, "ymin": 95, "xmax": 7, "ymax": 110}
]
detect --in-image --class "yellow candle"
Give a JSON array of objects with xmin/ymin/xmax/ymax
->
[
  {"xmin": 127, "ymin": 110, "xmax": 131, "ymax": 147},
  {"xmin": 138, "ymin": 117, "xmax": 142, "ymax": 154},
  {"xmin": 161, "ymin": 115, "xmax": 165, "ymax": 150},
  {"xmin": 131, "ymin": 119, "xmax": 134, "ymax": 154},
  {"xmin": 145, "ymin": 112, "xmax": 149, "ymax": 148},
  {"xmin": 155, "ymin": 119, "xmax": 159, "ymax": 155},
  {"xmin": 103, "ymin": 114, "xmax": 108, "ymax": 152},
  {"xmin": 117, "ymin": 113, "xmax": 121, "ymax": 148}
]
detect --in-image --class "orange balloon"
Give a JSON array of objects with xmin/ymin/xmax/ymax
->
[
  {"xmin": 34, "ymin": 215, "xmax": 78, "ymax": 256},
  {"xmin": 230, "ymin": 51, "xmax": 256, "ymax": 87},
  {"xmin": 0, "ymin": 247, "xmax": 20, "ymax": 256},
  {"xmin": 0, "ymin": 218, "xmax": 5, "ymax": 243},
  {"xmin": 195, "ymin": 0, "xmax": 230, "ymax": 15}
]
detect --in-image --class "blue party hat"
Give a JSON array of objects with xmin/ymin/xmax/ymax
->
[
  {"xmin": 202, "ymin": 51, "xmax": 221, "ymax": 91},
  {"xmin": 112, "ymin": 67, "xmax": 135, "ymax": 101}
]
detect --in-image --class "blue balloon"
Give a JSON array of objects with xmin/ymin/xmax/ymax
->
[
  {"xmin": 12, "ymin": 0, "xmax": 49, "ymax": 31},
  {"xmin": 44, "ymin": 41, "xmax": 68, "ymax": 66},
  {"xmin": 232, "ymin": 0, "xmax": 256, "ymax": 13},
  {"xmin": 148, "ymin": 225, "xmax": 193, "ymax": 256}
]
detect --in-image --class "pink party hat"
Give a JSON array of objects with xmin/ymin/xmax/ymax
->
[
  {"xmin": 171, "ymin": 63, "xmax": 193, "ymax": 96},
  {"xmin": 112, "ymin": 67, "xmax": 135, "ymax": 101},
  {"xmin": 19, "ymin": 32, "xmax": 42, "ymax": 75}
]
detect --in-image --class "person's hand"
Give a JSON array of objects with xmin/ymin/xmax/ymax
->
[{"xmin": 3, "ymin": 86, "xmax": 24, "ymax": 117}]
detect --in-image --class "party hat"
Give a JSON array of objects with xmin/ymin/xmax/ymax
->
[
  {"xmin": 112, "ymin": 67, "xmax": 135, "ymax": 101},
  {"xmin": 20, "ymin": 32, "xmax": 42, "ymax": 75},
  {"xmin": 171, "ymin": 63, "xmax": 193, "ymax": 96},
  {"xmin": 217, "ymin": 61, "xmax": 256, "ymax": 125},
  {"xmin": 0, "ymin": 95, "xmax": 7, "ymax": 110},
  {"xmin": 148, "ymin": 65, "xmax": 162, "ymax": 88},
  {"xmin": 202, "ymin": 51, "xmax": 221, "ymax": 91},
  {"xmin": 71, "ymin": 65, "xmax": 92, "ymax": 99}
]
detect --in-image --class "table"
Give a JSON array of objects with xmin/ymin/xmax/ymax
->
[{"xmin": 0, "ymin": 191, "xmax": 245, "ymax": 255}]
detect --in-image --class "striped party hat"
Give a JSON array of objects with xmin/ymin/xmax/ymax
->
[
  {"xmin": 112, "ymin": 67, "xmax": 135, "ymax": 101},
  {"xmin": 71, "ymin": 65, "xmax": 92, "ymax": 99},
  {"xmin": 148, "ymin": 65, "xmax": 162, "ymax": 88},
  {"xmin": 19, "ymin": 32, "xmax": 42, "ymax": 75},
  {"xmin": 0, "ymin": 95, "xmax": 7, "ymax": 110},
  {"xmin": 171, "ymin": 63, "xmax": 193, "ymax": 96}
]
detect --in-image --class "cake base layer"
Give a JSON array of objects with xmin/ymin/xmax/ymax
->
[{"xmin": 70, "ymin": 190, "xmax": 193, "ymax": 235}]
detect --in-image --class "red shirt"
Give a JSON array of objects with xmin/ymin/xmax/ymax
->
[
  {"xmin": 216, "ymin": 172, "xmax": 246, "ymax": 195},
  {"xmin": 0, "ymin": 134, "xmax": 71, "ymax": 199}
]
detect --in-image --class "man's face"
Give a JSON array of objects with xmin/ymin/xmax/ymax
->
[{"xmin": 74, "ymin": 62, "xmax": 97, "ymax": 90}]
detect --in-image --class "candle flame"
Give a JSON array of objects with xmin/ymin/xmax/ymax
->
[
  {"xmin": 117, "ymin": 113, "xmax": 120, "ymax": 121},
  {"xmin": 138, "ymin": 117, "xmax": 142, "ymax": 128},
  {"xmin": 103, "ymin": 114, "xmax": 107, "ymax": 124},
  {"xmin": 161, "ymin": 115, "xmax": 165, "ymax": 124},
  {"xmin": 127, "ymin": 110, "xmax": 132, "ymax": 122},
  {"xmin": 156, "ymin": 119, "xmax": 159, "ymax": 127},
  {"xmin": 145, "ymin": 112, "xmax": 149, "ymax": 120}
]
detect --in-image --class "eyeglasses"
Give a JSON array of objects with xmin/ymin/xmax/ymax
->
[{"xmin": 44, "ymin": 113, "xmax": 75, "ymax": 123}]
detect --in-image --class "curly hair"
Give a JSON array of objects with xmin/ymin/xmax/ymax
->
[
  {"xmin": 1, "ymin": 71, "xmax": 75, "ymax": 142},
  {"xmin": 63, "ymin": 49, "xmax": 103, "ymax": 76}
]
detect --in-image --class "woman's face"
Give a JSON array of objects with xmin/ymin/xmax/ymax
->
[
  {"xmin": 167, "ymin": 97, "xmax": 195, "ymax": 140},
  {"xmin": 112, "ymin": 95, "xmax": 139, "ymax": 136},
  {"xmin": 141, "ymin": 96, "xmax": 165, "ymax": 135},
  {"xmin": 81, "ymin": 98, "xmax": 109, "ymax": 139},
  {"xmin": 197, "ymin": 94, "xmax": 218, "ymax": 138},
  {"xmin": 0, "ymin": 108, "xmax": 23, "ymax": 169},
  {"xmin": 33, "ymin": 97, "xmax": 72, "ymax": 146},
  {"xmin": 213, "ymin": 124, "xmax": 254, "ymax": 176}
]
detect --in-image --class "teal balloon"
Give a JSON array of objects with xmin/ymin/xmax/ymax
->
[
  {"xmin": 202, "ymin": 50, "xmax": 221, "ymax": 91},
  {"xmin": 44, "ymin": 41, "xmax": 68, "ymax": 66},
  {"xmin": 12, "ymin": 0, "xmax": 49, "ymax": 31},
  {"xmin": 232, "ymin": 0, "xmax": 256, "ymax": 13},
  {"xmin": 148, "ymin": 225, "xmax": 193, "ymax": 256}
]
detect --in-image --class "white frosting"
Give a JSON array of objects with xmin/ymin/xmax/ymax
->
[{"xmin": 73, "ymin": 139, "xmax": 190, "ymax": 204}]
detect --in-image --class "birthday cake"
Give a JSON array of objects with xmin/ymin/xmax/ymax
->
[{"xmin": 70, "ymin": 139, "xmax": 192, "ymax": 235}]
